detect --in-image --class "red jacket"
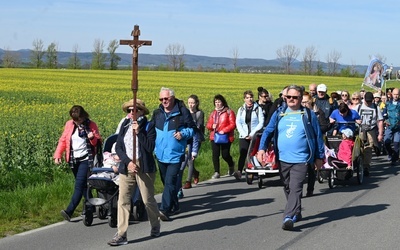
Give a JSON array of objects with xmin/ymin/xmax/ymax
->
[
  {"xmin": 53, "ymin": 120, "xmax": 101, "ymax": 163},
  {"xmin": 337, "ymin": 139, "xmax": 354, "ymax": 166},
  {"xmin": 206, "ymin": 108, "xmax": 236, "ymax": 143}
]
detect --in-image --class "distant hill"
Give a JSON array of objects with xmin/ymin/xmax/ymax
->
[{"xmin": 0, "ymin": 48, "xmax": 368, "ymax": 73}]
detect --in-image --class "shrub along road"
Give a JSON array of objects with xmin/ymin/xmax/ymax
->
[{"xmin": 0, "ymin": 153, "xmax": 398, "ymax": 250}]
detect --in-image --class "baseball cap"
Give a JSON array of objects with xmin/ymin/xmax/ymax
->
[
  {"xmin": 341, "ymin": 128, "xmax": 353, "ymax": 138},
  {"xmin": 317, "ymin": 84, "xmax": 327, "ymax": 92}
]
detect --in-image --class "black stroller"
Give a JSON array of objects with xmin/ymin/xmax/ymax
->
[
  {"xmin": 317, "ymin": 134, "xmax": 364, "ymax": 189},
  {"xmin": 83, "ymin": 134, "xmax": 146, "ymax": 227}
]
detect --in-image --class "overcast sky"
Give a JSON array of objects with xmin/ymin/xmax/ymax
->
[{"xmin": 1, "ymin": 0, "xmax": 400, "ymax": 66}]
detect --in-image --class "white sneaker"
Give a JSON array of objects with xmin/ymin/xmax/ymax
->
[{"xmin": 212, "ymin": 172, "xmax": 220, "ymax": 179}]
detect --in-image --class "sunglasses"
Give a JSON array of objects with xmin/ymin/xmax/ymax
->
[
  {"xmin": 127, "ymin": 108, "xmax": 141, "ymax": 113},
  {"xmin": 352, "ymin": 98, "xmax": 360, "ymax": 100},
  {"xmin": 341, "ymin": 94, "xmax": 348, "ymax": 96},
  {"xmin": 159, "ymin": 97, "xmax": 170, "ymax": 102},
  {"xmin": 286, "ymin": 95, "xmax": 300, "ymax": 100}
]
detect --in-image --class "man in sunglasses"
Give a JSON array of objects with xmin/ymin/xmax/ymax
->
[
  {"xmin": 256, "ymin": 85, "xmax": 325, "ymax": 231},
  {"xmin": 151, "ymin": 87, "xmax": 196, "ymax": 220}
]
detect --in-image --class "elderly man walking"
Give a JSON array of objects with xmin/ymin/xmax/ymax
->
[{"xmin": 257, "ymin": 85, "xmax": 325, "ymax": 231}]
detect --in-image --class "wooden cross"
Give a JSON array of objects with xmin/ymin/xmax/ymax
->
[
  {"xmin": 120, "ymin": 25, "xmax": 152, "ymax": 165},
  {"xmin": 120, "ymin": 25, "xmax": 152, "ymax": 96}
]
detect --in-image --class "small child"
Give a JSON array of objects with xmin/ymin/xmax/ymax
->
[
  {"xmin": 103, "ymin": 143, "xmax": 121, "ymax": 173},
  {"xmin": 335, "ymin": 128, "xmax": 355, "ymax": 169}
]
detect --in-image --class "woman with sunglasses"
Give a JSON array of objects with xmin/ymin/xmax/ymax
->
[
  {"xmin": 338, "ymin": 90, "xmax": 351, "ymax": 106},
  {"xmin": 349, "ymin": 92, "xmax": 362, "ymax": 111},
  {"xmin": 54, "ymin": 105, "xmax": 101, "ymax": 221},
  {"xmin": 256, "ymin": 87, "xmax": 273, "ymax": 128}
]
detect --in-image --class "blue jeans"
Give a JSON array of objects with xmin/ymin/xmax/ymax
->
[
  {"xmin": 384, "ymin": 128, "xmax": 400, "ymax": 162},
  {"xmin": 157, "ymin": 161, "xmax": 181, "ymax": 213},
  {"xmin": 66, "ymin": 160, "xmax": 89, "ymax": 215}
]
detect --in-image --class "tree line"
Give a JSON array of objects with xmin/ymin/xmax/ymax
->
[{"xmin": 1, "ymin": 39, "xmax": 385, "ymax": 77}]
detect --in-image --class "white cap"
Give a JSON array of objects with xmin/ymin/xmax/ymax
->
[
  {"xmin": 342, "ymin": 128, "xmax": 353, "ymax": 138},
  {"xmin": 317, "ymin": 84, "xmax": 327, "ymax": 92}
]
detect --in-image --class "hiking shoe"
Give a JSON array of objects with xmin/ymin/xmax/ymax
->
[
  {"xmin": 169, "ymin": 208, "xmax": 181, "ymax": 216},
  {"xmin": 60, "ymin": 210, "xmax": 71, "ymax": 222},
  {"xmin": 159, "ymin": 211, "xmax": 170, "ymax": 221},
  {"xmin": 150, "ymin": 226, "xmax": 160, "ymax": 237},
  {"xmin": 282, "ymin": 216, "xmax": 294, "ymax": 230},
  {"xmin": 177, "ymin": 189, "xmax": 184, "ymax": 199},
  {"xmin": 183, "ymin": 181, "xmax": 192, "ymax": 189},
  {"xmin": 292, "ymin": 213, "xmax": 302, "ymax": 223},
  {"xmin": 107, "ymin": 233, "xmax": 128, "ymax": 246},
  {"xmin": 233, "ymin": 171, "xmax": 242, "ymax": 181},
  {"xmin": 228, "ymin": 164, "xmax": 235, "ymax": 176},
  {"xmin": 212, "ymin": 172, "xmax": 220, "ymax": 179}
]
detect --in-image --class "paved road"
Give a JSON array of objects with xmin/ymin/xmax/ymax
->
[{"xmin": 1, "ymin": 154, "xmax": 399, "ymax": 250}]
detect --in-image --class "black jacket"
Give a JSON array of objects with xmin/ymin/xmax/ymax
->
[{"xmin": 115, "ymin": 116, "xmax": 157, "ymax": 175}]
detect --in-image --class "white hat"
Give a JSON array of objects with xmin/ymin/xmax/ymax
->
[
  {"xmin": 341, "ymin": 128, "xmax": 353, "ymax": 138},
  {"xmin": 317, "ymin": 84, "xmax": 327, "ymax": 92},
  {"xmin": 373, "ymin": 93, "xmax": 381, "ymax": 98}
]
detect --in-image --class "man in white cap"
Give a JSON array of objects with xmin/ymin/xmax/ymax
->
[{"xmin": 314, "ymin": 84, "xmax": 338, "ymax": 134}]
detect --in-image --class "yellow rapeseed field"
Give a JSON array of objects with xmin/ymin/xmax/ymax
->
[{"xmin": 0, "ymin": 68, "xmax": 368, "ymax": 185}]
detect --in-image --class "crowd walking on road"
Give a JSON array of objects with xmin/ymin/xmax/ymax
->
[{"xmin": 53, "ymin": 83, "xmax": 398, "ymax": 242}]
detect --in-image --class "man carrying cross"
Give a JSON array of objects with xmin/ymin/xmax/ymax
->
[{"xmin": 108, "ymin": 25, "xmax": 160, "ymax": 246}]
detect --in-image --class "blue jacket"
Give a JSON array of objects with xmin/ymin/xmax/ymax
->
[
  {"xmin": 258, "ymin": 106, "xmax": 325, "ymax": 164},
  {"xmin": 152, "ymin": 99, "xmax": 196, "ymax": 163}
]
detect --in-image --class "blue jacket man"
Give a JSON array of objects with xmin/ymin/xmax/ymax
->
[
  {"xmin": 151, "ymin": 87, "xmax": 195, "ymax": 220},
  {"xmin": 257, "ymin": 85, "xmax": 325, "ymax": 231}
]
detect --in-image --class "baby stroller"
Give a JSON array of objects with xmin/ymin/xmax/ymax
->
[
  {"xmin": 83, "ymin": 134, "xmax": 146, "ymax": 227},
  {"xmin": 317, "ymin": 132, "xmax": 364, "ymax": 189},
  {"xmin": 245, "ymin": 131, "xmax": 279, "ymax": 189}
]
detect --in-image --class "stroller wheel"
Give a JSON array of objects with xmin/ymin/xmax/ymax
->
[
  {"xmin": 96, "ymin": 205, "xmax": 108, "ymax": 220},
  {"xmin": 317, "ymin": 171, "xmax": 324, "ymax": 183},
  {"xmin": 245, "ymin": 172, "xmax": 254, "ymax": 185},
  {"xmin": 258, "ymin": 177, "xmax": 263, "ymax": 189},
  {"xmin": 108, "ymin": 207, "xmax": 118, "ymax": 228},
  {"xmin": 328, "ymin": 170, "xmax": 335, "ymax": 189},
  {"xmin": 83, "ymin": 211, "xmax": 93, "ymax": 226},
  {"xmin": 132, "ymin": 200, "xmax": 147, "ymax": 221}
]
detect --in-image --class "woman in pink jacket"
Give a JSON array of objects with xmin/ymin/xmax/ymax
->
[{"xmin": 53, "ymin": 105, "xmax": 101, "ymax": 221}]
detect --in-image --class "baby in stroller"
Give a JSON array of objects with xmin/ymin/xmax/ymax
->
[{"xmin": 326, "ymin": 128, "xmax": 355, "ymax": 170}]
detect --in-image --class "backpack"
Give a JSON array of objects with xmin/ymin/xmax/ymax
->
[
  {"xmin": 386, "ymin": 102, "xmax": 400, "ymax": 130},
  {"xmin": 193, "ymin": 110, "xmax": 205, "ymax": 142},
  {"xmin": 357, "ymin": 103, "xmax": 378, "ymax": 131}
]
